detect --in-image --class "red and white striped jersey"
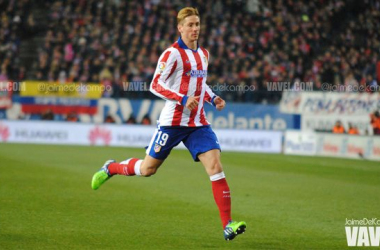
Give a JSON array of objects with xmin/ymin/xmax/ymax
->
[{"xmin": 150, "ymin": 37, "xmax": 216, "ymax": 127}]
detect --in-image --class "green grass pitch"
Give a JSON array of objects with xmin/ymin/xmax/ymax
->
[{"xmin": 0, "ymin": 143, "xmax": 379, "ymax": 249}]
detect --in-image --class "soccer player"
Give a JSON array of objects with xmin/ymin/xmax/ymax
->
[{"xmin": 91, "ymin": 7, "xmax": 246, "ymax": 241}]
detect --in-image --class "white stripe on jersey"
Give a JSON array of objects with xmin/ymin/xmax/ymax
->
[{"xmin": 194, "ymin": 48, "xmax": 208, "ymax": 126}]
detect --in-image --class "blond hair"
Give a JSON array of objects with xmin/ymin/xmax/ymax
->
[{"xmin": 177, "ymin": 7, "xmax": 199, "ymax": 25}]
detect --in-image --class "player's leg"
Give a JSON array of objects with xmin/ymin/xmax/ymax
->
[
  {"xmin": 184, "ymin": 126, "xmax": 246, "ymax": 240},
  {"xmin": 107, "ymin": 154, "xmax": 163, "ymax": 177},
  {"xmin": 91, "ymin": 156, "xmax": 163, "ymax": 190},
  {"xmin": 91, "ymin": 126, "xmax": 184, "ymax": 190},
  {"xmin": 104, "ymin": 126, "xmax": 169, "ymax": 178},
  {"xmin": 198, "ymin": 149, "xmax": 231, "ymax": 227},
  {"xmin": 198, "ymin": 149, "xmax": 246, "ymax": 240},
  {"xmin": 140, "ymin": 155, "xmax": 164, "ymax": 176}
]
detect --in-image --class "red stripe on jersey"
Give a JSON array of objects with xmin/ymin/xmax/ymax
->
[
  {"xmin": 151, "ymin": 51, "xmax": 182, "ymax": 102},
  {"xmin": 204, "ymin": 91, "xmax": 212, "ymax": 103},
  {"xmin": 161, "ymin": 50, "xmax": 171, "ymax": 63},
  {"xmin": 165, "ymin": 60, "xmax": 177, "ymax": 81},
  {"xmin": 188, "ymin": 51, "xmax": 204, "ymax": 126},
  {"xmin": 199, "ymin": 106, "xmax": 208, "ymax": 125},
  {"xmin": 171, "ymin": 44, "xmax": 191, "ymax": 126}
]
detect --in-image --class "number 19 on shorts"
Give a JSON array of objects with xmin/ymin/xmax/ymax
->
[{"xmin": 155, "ymin": 131, "xmax": 169, "ymax": 146}]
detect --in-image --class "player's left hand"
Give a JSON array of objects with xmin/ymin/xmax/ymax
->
[{"xmin": 214, "ymin": 96, "xmax": 226, "ymax": 111}]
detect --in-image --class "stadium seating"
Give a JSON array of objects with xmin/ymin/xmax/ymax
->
[{"xmin": 1, "ymin": 0, "xmax": 379, "ymax": 103}]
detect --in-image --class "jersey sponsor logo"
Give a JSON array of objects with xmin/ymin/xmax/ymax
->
[{"xmin": 185, "ymin": 70, "xmax": 207, "ymax": 78}]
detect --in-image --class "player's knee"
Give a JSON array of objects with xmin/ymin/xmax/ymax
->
[
  {"xmin": 141, "ymin": 166, "xmax": 158, "ymax": 177},
  {"xmin": 208, "ymin": 161, "xmax": 223, "ymax": 175}
]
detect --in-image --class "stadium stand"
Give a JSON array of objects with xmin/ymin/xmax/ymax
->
[{"xmin": 1, "ymin": 0, "xmax": 379, "ymax": 103}]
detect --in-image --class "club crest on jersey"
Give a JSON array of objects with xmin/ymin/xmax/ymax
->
[
  {"xmin": 185, "ymin": 70, "xmax": 207, "ymax": 78},
  {"xmin": 154, "ymin": 143, "xmax": 161, "ymax": 153},
  {"xmin": 203, "ymin": 56, "xmax": 208, "ymax": 65}
]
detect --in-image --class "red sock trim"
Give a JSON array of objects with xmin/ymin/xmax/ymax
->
[{"xmin": 108, "ymin": 158, "xmax": 140, "ymax": 176}]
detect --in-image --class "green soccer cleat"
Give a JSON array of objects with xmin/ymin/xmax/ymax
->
[
  {"xmin": 224, "ymin": 220, "xmax": 247, "ymax": 241},
  {"xmin": 91, "ymin": 160, "xmax": 115, "ymax": 190}
]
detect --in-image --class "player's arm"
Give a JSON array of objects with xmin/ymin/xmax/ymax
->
[
  {"xmin": 150, "ymin": 49, "xmax": 188, "ymax": 106},
  {"xmin": 203, "ymin": 83, "xmax": 226, "ymax": 111}
]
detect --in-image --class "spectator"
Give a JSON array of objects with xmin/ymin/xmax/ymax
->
[
  {"xmin": 105, "ymin": 114, "xmax": 116, "ymax": 123},
  {"xmin": 126, "ymin": 114, "xmax": 136, "ymax": 124},
  {"xmin": 370, "ymin": 111, "xmax": 380, "ymax": 135},
  {"xmin": 348, "ymin": 123, "xmax": 359, "ymax": 135},
  {"xmin": 41, "ymin": 109, "xmax": 54, "ymax": 120},
  {"xmin": 66, "ymin": 112, "xmax": 78, "ymax": 122},
  {"xmin": 141, "ymin": 114, "xmax": 151, "ymax": 125},
  {"xmin": 332, "ymin": 120, "xmax": 345, "ymax": 134}
]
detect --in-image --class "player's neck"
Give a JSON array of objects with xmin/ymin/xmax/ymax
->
[{"xmin": 182, "ymin": 37, "xmax": 198, "ymax": 50}]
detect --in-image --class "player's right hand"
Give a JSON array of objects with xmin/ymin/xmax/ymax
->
[{"xmin": 186, "ymin": 96, "xmax": 200, "ymax": 111}]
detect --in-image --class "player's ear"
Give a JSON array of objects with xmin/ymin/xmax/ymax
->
[{"xmin": 177, "ymin": 24, "xmax": 182, "ymax": 33}]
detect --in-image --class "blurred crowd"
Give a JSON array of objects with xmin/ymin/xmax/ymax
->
[
  {"xmin": 1, "ymin": 0, "xmax": 380, "ymax": 104},
  {"xmin": 0, "ymin": 0, "xmax": 33, "ymax": 83}
]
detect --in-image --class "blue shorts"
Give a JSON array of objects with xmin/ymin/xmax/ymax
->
[{"xmin": 146, "ymin": 125, "xmax": 221, "ymax": 162}]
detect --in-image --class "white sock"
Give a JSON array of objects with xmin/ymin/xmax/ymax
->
[
  {"xmin": 210, "ymin": 172, "xmax": 226, "ymax": 181},
  {"xmin": 134, "ymin": 160, "xmax": 142, "ymax": 176}
]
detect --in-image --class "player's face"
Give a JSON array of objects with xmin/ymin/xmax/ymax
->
[{"xmin": 178, "ymin": 15, "xmax": 200, "ymax": 42}]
